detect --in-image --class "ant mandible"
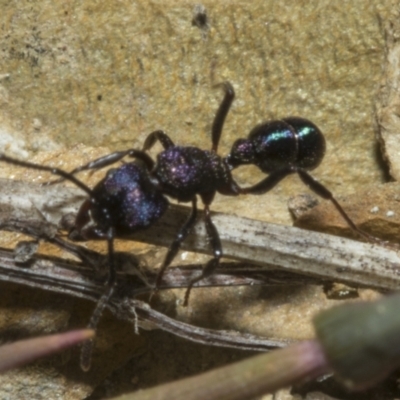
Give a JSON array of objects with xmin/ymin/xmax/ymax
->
[{"xmin": 0, "ymin": 82, "xmax": 375, "ymax": 370}]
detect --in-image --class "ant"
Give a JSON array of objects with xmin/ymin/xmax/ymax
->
[{"xmin": 0, "ymin": 82, "xmax": 377, "ymax": 370}]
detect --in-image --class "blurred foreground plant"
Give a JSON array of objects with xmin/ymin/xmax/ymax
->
[
  {"xmin": 112, "ymin": 293, "xmax": 400, "ymax": 400},
  {"xmin": 0, "ymin": 329, "xmax": 94, "ymax": 373}
]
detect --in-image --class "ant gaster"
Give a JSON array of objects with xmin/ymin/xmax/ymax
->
[{"xmin": 0, "ymin": 82, "xmax": 376, "ymax": 371}]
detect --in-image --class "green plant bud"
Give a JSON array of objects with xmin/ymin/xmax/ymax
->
[{"xmin": 314, "ymin": 293, "xmax": 400, "ymax": 390}]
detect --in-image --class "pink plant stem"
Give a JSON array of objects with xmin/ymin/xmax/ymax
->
[{"xmin": 0, "ymin": 329, "xmax": 94, "ymax": 373}]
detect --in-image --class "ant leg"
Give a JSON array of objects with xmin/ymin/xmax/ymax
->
[
  {"xmin": 241, "ymin": 166, "xmax": 381, "ymax": 243},
  {"xmin": 51, "ymin": 235, "xmax": 107, "ymax": 273},
  {"xmin": 211, "ymin": 82, "xmax": 235, "ymax": 153},
  {"xmin": 295, "ymin": 169, "xmax": 380, "ymax": 243},
  {"xmin": 183, "ymin": 204, "xmax": 222, "ymax": 306},
  {"xmin": 239, "ymin": 166, "xmax": 295, "ymax": 195},
  {"xmin": 65, "ymin": 149, "xmax": 154, "ymax": 175},
  {"xmin": 152, "ymin": 197, "xmax": 198, "ymax": 294},
  {"xmin": 144, "ymin": 84, "xmax": 235, "ymax": 154},
  {"xmin": 143, "ymin": 130, "xmax": 175, "ymax": 151},
  {"xmin": 70, "ymin": 199, "xmax": 92, "ymax": 240},
  {"xmin": 45, "ymin": 149, "xmax": 154, "ymax": 185},
  {"xmin": 80, "ymin": 226, "xmax": 116, "ymax": 371}
]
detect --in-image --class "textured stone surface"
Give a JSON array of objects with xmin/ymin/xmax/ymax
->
[{"xmin": 376, "ymin": 7, "xmax": 400, "ymax": 180}]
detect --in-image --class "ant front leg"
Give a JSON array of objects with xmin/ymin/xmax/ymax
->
[
  {"xmin": 241, "ymin": 166, "xmax": 380, "ymax": 244},
  {"xmin": 80, "ymin": 225, "xmax": 117, "ymax": 371},
  {"xmin": 69, "ymin": 202, "xmax": 119, "ymax": 371},
  {"xmin": 183, "ymin": 199, "xmax": 222, "ymax": 306}
]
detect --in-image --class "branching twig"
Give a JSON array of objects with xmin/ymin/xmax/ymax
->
[
  {"xmin": 0, "ymin": 243, "xmax": 289, "ymax": 351},
  {"xmin": 0, "ymin": 178, "xmax": 399, "ymax": 292},
  {"xmin": 0, "ymin": 178, "xmax": 399, "ymax": 355}
]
